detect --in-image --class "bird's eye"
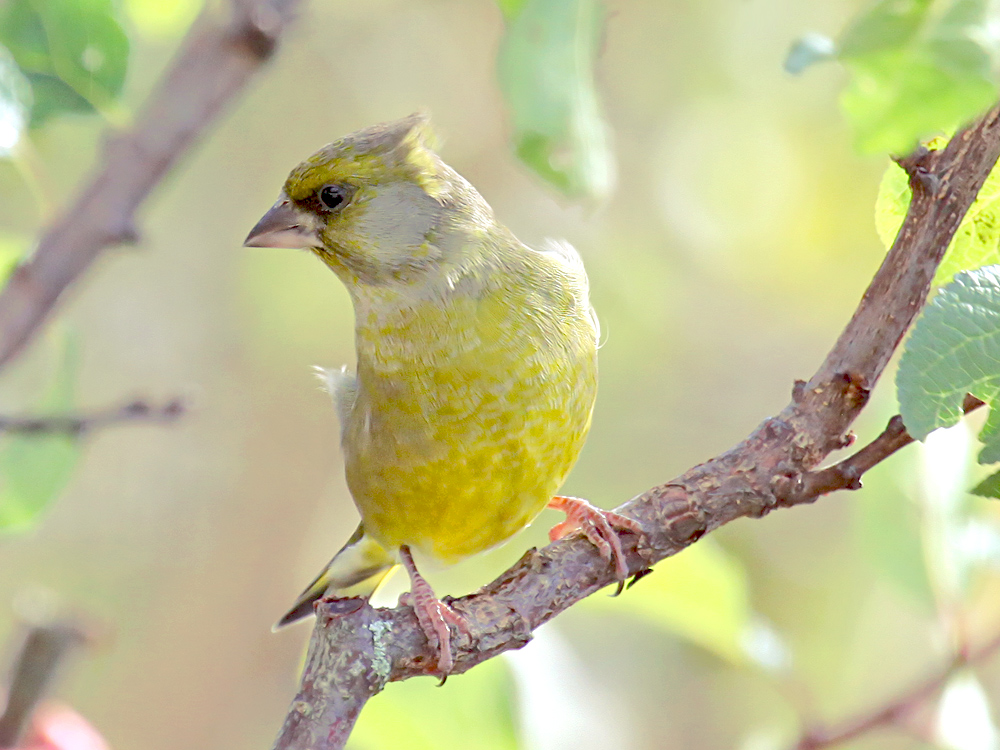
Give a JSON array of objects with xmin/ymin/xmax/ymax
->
[{"xmin": 318, "ymin": 184, "xmax": 348, "ymax": 211}]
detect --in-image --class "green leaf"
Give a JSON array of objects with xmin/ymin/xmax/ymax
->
[
  {"xmin": 0, "ymin": 44, "xmax": 32, "ymax": 156},
  {"xmin": 972, "ymin": 468, "xmax": 1000, "ymax": 498},
  {"xmin": 835, "ymin": 0, "xmax": 998, "ymax": 154},
  {"xmin": 585, "ymin": 541, "xmax": 755, "ymax": 665},
  {"xmin": 0, "ymin": 0, "xmax": 129, "ymax": 125},
  {"xmin": 874, "ymin": 136, "xmax": 1000, "ymax": 286},
  {"xmin": 896, "ymin": 265, "xmax": 1000, "ymax": 464},
  {"xmin": 495, "ymin": 0, "xmax": 529, "ymax": 21},
  {"xmin": 0, "ymin": 335, "xmax": 81, "ymax": 533},
  {"xmin": 496, "ymin": 0, "xmax": 614, "ymax": 200},
  {"xmin": 349, "ymin": 657, "xmax": 518, "ymax": 750}
]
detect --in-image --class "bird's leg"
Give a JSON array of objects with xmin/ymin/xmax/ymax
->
[
  {"xmin": 398, "ymin": 545, "xmax": 470, "ymax": 676},
  {"xmin": 548, "ymin": 495, "xmax": 643, "ymax": 583}
]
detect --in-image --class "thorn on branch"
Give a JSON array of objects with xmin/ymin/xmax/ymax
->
[
  {"xmin": 893, "ymin": 146, "xmax": 941, "ymax": 196},
  {"xmin": 837, "ymin": 432, "xmax": 856, "ymax": 450},
  {"xmin": 792, "ymin": 379, "xmax": 807, "ymax": 403}
]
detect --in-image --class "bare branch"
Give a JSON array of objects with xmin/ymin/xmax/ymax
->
[
  {"xmin": 778, "ymin": 394, "xmax": 987, "ymax": 504},
  {"xmin": 0, "ymin": 620, "xmax": 89, "ymax": 748},
  {"xmin": 271, "ymin": 104, "xmax": 1000, "ymax": 750},
  {"xmin": 0, "ymin": 398, "xmax": 186, "ymax": 437},
  {"xmin": 0, "ymin": 0, "xmax": 303, "ymax": 372},
  {"xmin": 794, "ymin": 628, "xmax": 1000, "ymax": 749}
]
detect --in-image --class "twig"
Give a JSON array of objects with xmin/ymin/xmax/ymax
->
[
  {"xmin": 270, "ymin": 105, "xmax": 1000, "ymax": 750},
  {"xmin": 0, "ymin": 398, "xmax": 186, "ymax": 437},
  {"xmin": 793, "ymin": 627, "xmax": 1000, "ymax": 749},
  {"xmin": 0, "ymin": 0, "xmax": 303, "ymax": 371},
  {"xmin": 0, "ymin": 621, "xmax": 88, "ymax": 748},
  {"xmin": 776, "ymin": 394, "xmax": 987, "ymax": 504}
]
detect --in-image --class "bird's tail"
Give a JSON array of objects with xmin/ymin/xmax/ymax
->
[{"xmin": 274, "ymin": 524, "xmax": 397, "ymax": 630}]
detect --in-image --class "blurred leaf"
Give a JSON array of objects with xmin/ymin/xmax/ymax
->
[
  {"xmin": 496, "ymin": 0, "xmax": 614, "ymax": 200},
  {"xmin": 496, "ymin": 0, "xmax": 529, "ymax": 21},
  {"xmin": 896, "ymin": 265, "xmax": 1000, "ymax": 464},
  {"xmin": 854, "ymin": 464, "xmax": 936, "ymax": 606},
  {"xmin": 0, "ymin": 44, "xmax": 32, "ymax": 157},
  {"xmin": 123, "ymin": 0, "xmax": 201, "ymax": 39},
  {"xmin": 875, "ymin": 136, "xmax": 1000, "ymax": 285},
  {"xmin": 0, "ymin": 335, "xmax": 81, "ymax": 533},
  {"xmin": 0, "ymin": 0, "xmax": 129, "ymax": 125},
  {"xmin": 349, "ymin": 657, "xmax": 518, "ymax": 750},
  {"xmin": 973, "ymin": 469, "xmax": 1000, "ymax": 497},
  {"xmin": 832, "ymin": 0, "xmax": 998, "ymax": 154},
  {"xmin": 586, "ymin": 541, "xmax": 754, "ymax": 665},
  {"xmin": 784, "ymin": 33, "xmax": 837, "ymax": 74}
]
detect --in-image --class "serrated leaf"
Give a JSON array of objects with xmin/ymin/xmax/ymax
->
[
  {"xmin": 496, "ymin": 0, "xmax": 614, "ymax": 201},
  {"xmin": 0, "ymin": 0, "xmax": 129, "ymax": 125},
  {"xmin": 972, "ymin": 469, "xmax": 1000, "ymax": 497},
  {"xmin": 875, "ymin": 137, "xmax": 1000, "ymax": 285},
  {"xmin": 897, "ymin": 265, "xmax": 1000, "ymax": 464},
  {"xmin": 0, "ymin": 335, "xmax": 81, "ymax": 533},
  {"xmin": 835, "ymin": 0, "xmax": 998, "ymax": 154},
  {"xmin": 585, "ymin": 540, "xmax": 754, "ymax": 665},
  {"xmin": 0, "ymin": 44, "xmax": 31, "ymax": 156}
]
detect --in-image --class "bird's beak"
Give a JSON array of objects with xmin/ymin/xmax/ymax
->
[{"xmin": 243, "ymin": 197, "xmax": 320, "ymax": 249}]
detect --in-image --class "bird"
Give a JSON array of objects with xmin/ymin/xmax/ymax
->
[{"xmin": 244, "ymin": 114, "xmax": 640, "ymax": 675}]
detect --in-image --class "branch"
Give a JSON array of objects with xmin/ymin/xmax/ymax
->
[
  {"xmin": 271, "ymin": 105, "xmax": 1000, "ymax": 750},
  {"xmin": 0, "ymin": 0, "xmax": 304, "ymax": 372},
  {"xmin": 793, "ymin": 627, "xmax": 1000, "ymax": 749},
  {"xmin": 0, "ymin": 397, "xmax": 186, "ymax": 436},
  {"xmin": 0, "ymin": 620, "xmax": 89, "ymax": 748},
  {"xmin": 777, "ymin": 393, "xmax": 987, "ymax": 504}
]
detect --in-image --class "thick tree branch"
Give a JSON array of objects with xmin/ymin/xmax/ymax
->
[
  {"xmin": 271, "ymin": 105, "xmax": 1000, "ymax": 750},
  {"xmin": 0, "ymin": 397, "xmax": 186, "ymax": 436},
  {"xmin": 0, "ymin": 0, "xmax": 303, "ymax": 372}
]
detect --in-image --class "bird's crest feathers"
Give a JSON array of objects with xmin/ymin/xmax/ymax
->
[{"xmin": 284, "ymin": 113, "xmax": 447, "ymax": 203}]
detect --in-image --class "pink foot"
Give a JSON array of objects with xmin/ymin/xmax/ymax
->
[
  {"xmin": 399, "ymin": 545, "xmax": 471, "ymax": 677},
  {"xmin": 548, "ymin": 495, "xmax": 643, "ymax": 583}
]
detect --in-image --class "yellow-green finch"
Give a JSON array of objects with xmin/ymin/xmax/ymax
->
[{"xmin": 245, "ymin": 115, "xmax": 640, "ymax": 674}]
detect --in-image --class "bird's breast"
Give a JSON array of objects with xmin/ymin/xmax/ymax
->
[{"xmin": 342, "ymin": 290, "xmax": 597, "ymax": 562}]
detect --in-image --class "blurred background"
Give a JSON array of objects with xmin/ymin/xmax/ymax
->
[{"xmin": 3, "ymin": 0, "xmax": 1000, "ymax": 748}]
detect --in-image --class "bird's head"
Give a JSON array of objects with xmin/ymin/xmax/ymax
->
[{"xmin": 245, "ymin": 114, "xmax": 475, "ymax": 285}]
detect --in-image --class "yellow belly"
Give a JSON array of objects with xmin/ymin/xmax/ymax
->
[{"xmin": 342, "ymin": 289, "xmax": 597, "ymax": 563}]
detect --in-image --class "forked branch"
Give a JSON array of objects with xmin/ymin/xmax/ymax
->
[{"xmin": 0, "ymin": 0, "xmax": 303, "ymax": 372}]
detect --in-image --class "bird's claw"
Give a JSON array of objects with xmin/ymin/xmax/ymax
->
[
  {"xmin": 548, "ymin": 495, "xmax": 643, "ymax": 584},
  {"xmin": 399, "ymin": 546, "xmax": 470, "ymax": 677}
]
